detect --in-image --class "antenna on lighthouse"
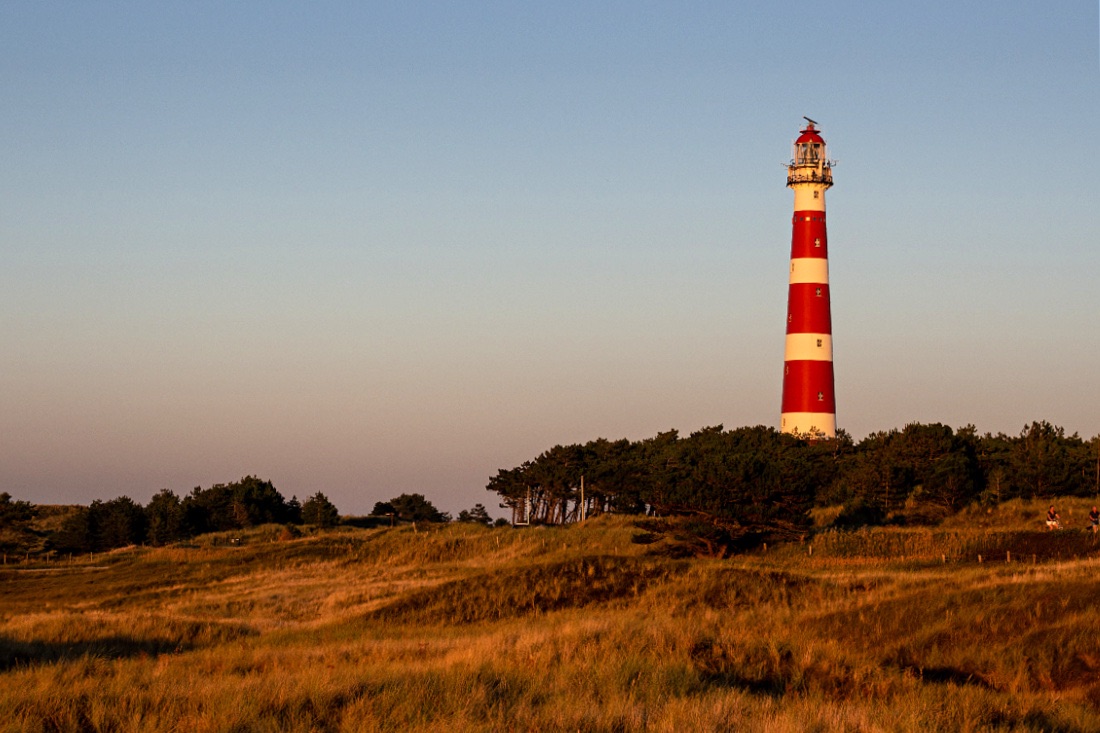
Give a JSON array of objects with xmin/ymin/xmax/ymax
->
[{"xmin": 803, "ymin": 116, "xmax": 818, "ymax": 126}]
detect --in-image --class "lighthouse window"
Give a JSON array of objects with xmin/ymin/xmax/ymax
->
[
  {"xmin": 814, "ymin": 238, "xmax": 821, "ymax": 247},
  {"xmin": 815, "ymin": 287, "xmax": 822, "ymax": 297},
  {"xmin": 813, "ymin": 191, "xmax": 819, "ymax": 199},
  {"xmin": 817, "ymin": 392, "xmax": 824, "ymax": 401},
  {"xmin": 816, "ymin": 339, "xmax": 822, "ymax": 347}
]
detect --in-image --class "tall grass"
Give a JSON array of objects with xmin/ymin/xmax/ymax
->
[
  {"xmin": 2, "ymin": 510, "xmax": 1099, "ymax": 731},
  {"xmin": 809, "ymin": 526, "xmax": 1100, "ymax": 563}
]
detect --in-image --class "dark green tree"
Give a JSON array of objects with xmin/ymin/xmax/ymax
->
[
  {"xmin": 301, "ymin": 492, "xmax": 340, "ymax": 527},
  {"xmin": 54, "ymin": 497, "xmax": 146, "ymax": 553},
  {"xmin": 53, "ymin": 506, "xmax": 94, "ymax": 553},
  {"xmin": 371, "ymin": 501, "xmax": 396, "ymax": 516},
  {"xmin": 388, "ymin": 493, "xmax": 447, "ymax": 523},
  {"xmin": 183, "ymin": 484, "xmax": 232, "ymax": 534},
  {"xmin": 0, "ymin": 492, "xmax": 37, "ymax": 554},
  {"xmin": 183, "ymin": 476, "xmax": 292, "ymax": 532},
  {"xmin": 525, "ymin": 444, "xmax": 586, "ymax": 523},
  {"xmin": 457, "ymin": 503, "xmax": 492, "ymax": 525},
  {"xmin": 95, "ymin": 497, "xmax": 147, "ymax": 550},
  {"xmin": 286, "ymin": 495, "xmax": 302, "ymax": 524},
  {"xmin": 640, "ymin": 425, "xmax": 818, "ymax": 554},
  {"xmin": 579, "ymin": 437, "xmax": 648, "ymax": 516},
  {"xmin": 229, "ymin": 476, "xmax": 292, "ymax": 527},
  {"xmin": 977, "ymin": 431, "xmax": 1014, "ymax": 503},
  {"xmin": 891, "ymin": 423, "xmax": 982, "ymax": 519},
  {"xmin": 842, "ymin": 430, "xmax": 914, "ymax": 518},
  {"xmin": 809, "ymin": 428, "xmax": 856, "ymax": 506},
  {"xmin": 832, "ymin": 424, "xmax": 983, "ymax": 525},
  {"xmin": 487, "ymin": 463, "xmax": 532, "ymax": 524},
  {"xmin": 145, "ymin": 489, "xmax": 186, "ymax": 546},
  {"xmin": 1009, "ymin": 422, "xmax": 1090, "ymax": 498},
  {"xmin": 0, "ymin": 492, "xmax": 34, "ymax": 527}
]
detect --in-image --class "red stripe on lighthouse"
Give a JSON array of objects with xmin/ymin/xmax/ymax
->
[
  {"xmin": 786, "ymin": 284, "xmax": 832, "ymax": 333},
  {"xmin": 782, "ymin": 361, "xmax": 836, "ymax": 413},
  {"xmin": 790, "ymin": 213, "xmax": 828, "ymax": 258}
]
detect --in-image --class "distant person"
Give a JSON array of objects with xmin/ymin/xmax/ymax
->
[
  {"xmin": 1046, "ymin": 505, "xmax": 1060, "ymax": 530},
  {"xmin": 1089, "ymin": 506, "xmax": 1099, "ymax": 534}
]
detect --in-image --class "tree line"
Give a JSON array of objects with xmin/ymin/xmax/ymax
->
[
  {"xmin": 368, "ymin": 494, "xmax": 498, "ymax": 526},
  {"xmin": 0, "ymin": 477, "xmax": 341, "ymax": 555},
  {"xmin": 0, "ymin": 480, "xmax": 500, "ymax": 558},
  {"xmin": 4, "ymin": 420, "xmax": 1095, "ymax": 559},
  {"xmin": 486, "ymin": 421, "xmax": 1099, "ymax": 549}
]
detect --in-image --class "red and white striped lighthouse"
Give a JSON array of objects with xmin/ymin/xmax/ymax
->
[{"xmin": 781, "ymin": 119, "xmax": 836, "ymax": 438}]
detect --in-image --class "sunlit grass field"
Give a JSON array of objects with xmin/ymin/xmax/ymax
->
[{"xmin": 3, "ymin": 499, "xmax": 1100, "ymax": 732}]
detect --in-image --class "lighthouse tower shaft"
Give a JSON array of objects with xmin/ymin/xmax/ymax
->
[{"xmin": 781, "ymin": 122, "xmax": 836, "ymax": 438}]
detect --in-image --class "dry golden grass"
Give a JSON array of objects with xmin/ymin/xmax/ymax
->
[{"xmin": 2, "ymin": 512, "xmax": 1100, "ymax": 731}]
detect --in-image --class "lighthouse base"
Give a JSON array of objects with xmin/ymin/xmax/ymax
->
[{"xmin": 780, "ymin": 412, "xmax": 836, "ymax": 439}]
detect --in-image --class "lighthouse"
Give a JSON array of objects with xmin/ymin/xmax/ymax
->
[{"xmin": 781, "ymin": 119, "xmax": 836, "ymax": 438}]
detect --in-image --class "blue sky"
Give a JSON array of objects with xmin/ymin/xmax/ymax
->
[{"xmin": 2, "ymin": 2, "xmax": 1098, "ymax": 516}]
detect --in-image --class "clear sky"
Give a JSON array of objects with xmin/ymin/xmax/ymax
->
[{"xmin": 2, "ymin": 2, "xmax": 1098, "ymax": 517}]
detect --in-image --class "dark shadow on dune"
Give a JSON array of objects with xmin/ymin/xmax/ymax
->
[
  {"xmin": 365, "ymin": 555, "xmax": 684, "ymax": 625},
  {"xmin": 0, "ymin": 635, "xmax": 187, "ymax": 671},
  {"xmin": 899, "ymin": 663, "xmax": 998, "ymax": 689},
  {"xmin": 0, "ymin": 620, "xmax": 257, "ymax": 672}
]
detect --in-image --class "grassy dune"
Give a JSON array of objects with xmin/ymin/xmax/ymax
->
[{"xmin": 3, "ymin": 508, "xmax": 1100, "ymax": 732}]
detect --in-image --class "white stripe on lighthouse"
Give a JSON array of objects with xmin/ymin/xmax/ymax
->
[
  {"xmin": 784, "ymin": 333, "xmax": 833, "ymax": 361},
  {"xmin": 793, "ymin": 187, "xmax": 827, "ymax": 211},
  {"xmin": 788, "ymin": 258, "xmax": 830, "ymax": 284}
]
